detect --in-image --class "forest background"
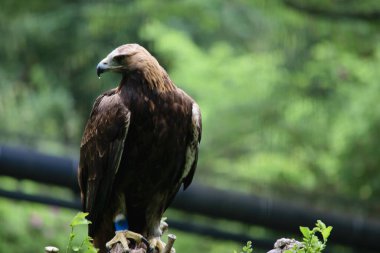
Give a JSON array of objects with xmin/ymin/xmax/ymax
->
[{"xmin": 0, "ymin": 1, "xmax": 379, "ymax": 252}]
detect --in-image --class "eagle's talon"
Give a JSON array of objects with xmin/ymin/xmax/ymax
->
[
  {"xmin": 141, "ymin": 237, "xmax": 152, "ymax": 252},
  {"xmin": 106, "ymin": 230, "xmax": 145, "ymax": 252},
  {"xmin": 149, "ymin": 237, "xmax": 168, "ymax": 253},
  {"xmin": 146, "ymin": 247, "xmax": 155, "ymax": 253}
]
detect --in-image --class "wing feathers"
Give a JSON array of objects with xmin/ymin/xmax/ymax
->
[
  {"xmin": 78, "ymin": 91, "xmax": 130, "ymax": 236},
  {"xmin": 182, "ymin": 102, "xmax": 202, "ymax": 189}
]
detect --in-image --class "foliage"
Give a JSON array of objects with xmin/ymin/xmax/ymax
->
[
  {"xmin": 234, "ymin": 221, "xmax": 332, "ymax": 253},
  {"xmin": 0, "ymin": 197, "xmax": 243, "ymax": 253},
  {"xmin": 1, "ymin": 0, "xmax": 380, "ymax": 205},
  {"xmin": 66, "ymin": 212, "xmax": 97, "ymax": 253},
  {"xmin": 0, "ymin": 198, "xmax": 74, "ymax": 253},
  {"xmin": 285, "ymin": 220, "xmax": 332, "ymax": 253},
  {"xmin": 234, "ymin": 241, "xmax": 253, "ymax": 253},
  {"xmin": 0, "ymin": 0, "xmax": 379, "ymax": 252}
]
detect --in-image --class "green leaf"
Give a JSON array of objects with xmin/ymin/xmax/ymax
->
[
  {"xmin": 299, "ymin": 226, "xmax": 310, "ymax": 239},
  {"xmin": 83, "ymin": 236, "xmax": 94, "ymax": 246},
  {"xmin": 316, "ymin": 220, "xmax": 326, "ymax": 230},
  {"xmin": 70, "ymin": 212, "xmax": 92, "ymax": 227},
  {"xmin": 83, "ymin": 247, "xmax": 98, "ymax": 253},
  {"xmin": 242, "ymin": 241, "xmax": 253, "ymax": 253},
  {"xmin": 321, "ymin": 226, "xmax": 333, "ymax": 242},
  {"xmin": 311, "ymin": 227, "xmax": 320, "ymax": 234},
  {"xmin": 83, "ymin": 236, "xmax": 98, "ymax": 253}
]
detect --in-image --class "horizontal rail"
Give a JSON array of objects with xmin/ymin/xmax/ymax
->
[
  {"xmin": 0, "ymin": 188, "xmax": 274, "ymax": 249},
  {"xmin": 0, "ymin": 145, "xmax": 79, "ymax": 192},
  {"xmin": 0, "ymin": 145, "xmax": 379, "ymax": 251}
]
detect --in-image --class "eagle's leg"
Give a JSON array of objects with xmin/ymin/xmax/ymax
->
[
  {"xmin": 148, "ymin": 219, "xmax": 175, "ymax": 253},
  {"xmin": 160, "ymin": 217, "xmax": 168, "ymax": 234},
  {"xmin": 149, "ymin": 237, "xmax": 175, "ymax": 253},
  {"xmin": 106, "ymin": 214, "xmax": 148, "ymax": 252}
]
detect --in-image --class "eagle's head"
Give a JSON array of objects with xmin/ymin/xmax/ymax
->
[
  {"xmin": 96, "ymin": 44, "xmax": 153, "ymax": 77},
  {"xmin": 96, "ymin": 43, "xmax": 173, "ymax": 91}
]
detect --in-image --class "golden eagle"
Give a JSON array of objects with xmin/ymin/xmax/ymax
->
[{"xmin": 78, "ymin": 44, "xmax": 201, "ymax": 253}]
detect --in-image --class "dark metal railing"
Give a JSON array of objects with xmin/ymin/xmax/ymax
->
[{"xmin": 0, "ymin": 145, "xmax": 379, "ymax": 252}]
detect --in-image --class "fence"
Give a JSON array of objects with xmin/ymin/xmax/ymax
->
[{"xmin": 0, "ymin": 145, "xmax": 379, "ymax": 252}]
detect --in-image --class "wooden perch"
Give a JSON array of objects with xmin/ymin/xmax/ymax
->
[
  {"xmin": 163, "ymin": 234, "xmax": 176, "ymax": 253},
  {"xmin": 266, "ymin": 238, "xmax": 303, "ymax": 253}
]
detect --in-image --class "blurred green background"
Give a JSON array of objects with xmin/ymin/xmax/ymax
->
[{"xmin": 0, "ymin": 0, "xmax": 380, "ymax": 252}]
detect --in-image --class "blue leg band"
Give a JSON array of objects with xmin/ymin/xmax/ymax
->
[{"xmin": 114, "ymin": 214, "xmax": 129, "ymax": 231}]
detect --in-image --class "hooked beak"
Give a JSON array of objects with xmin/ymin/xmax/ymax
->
[
  {"xmin": 96, "ymin": 56, "xmax": 125, "ymax": 78},
  {"xmin": 96, "ymin": 58, "xmax": 109, "ymax": 77}
]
